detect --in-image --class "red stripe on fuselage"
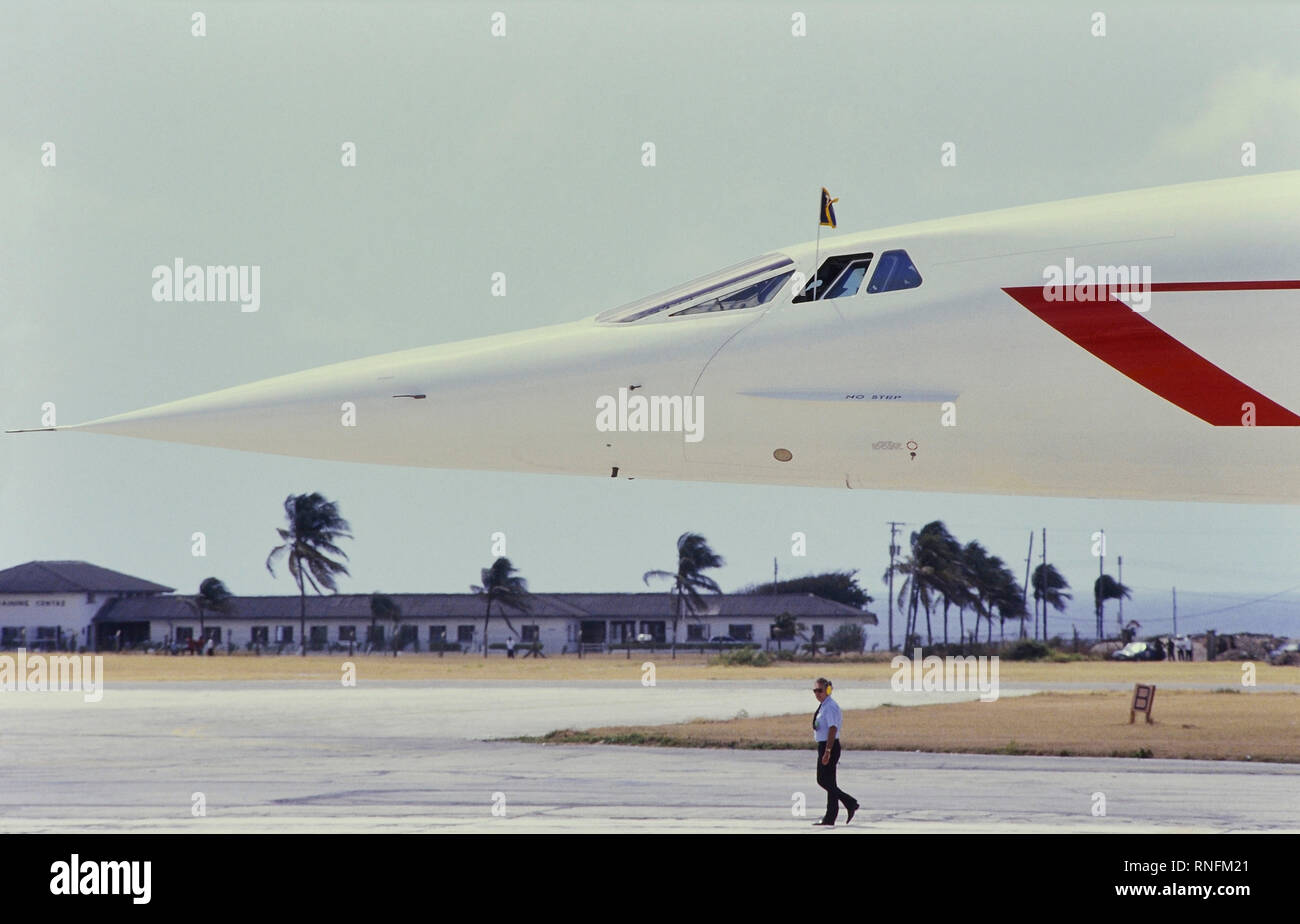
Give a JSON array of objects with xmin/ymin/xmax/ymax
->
[{"xmin": 1002, "ymin": 282, "xmax": 1300, "ymax": 426}]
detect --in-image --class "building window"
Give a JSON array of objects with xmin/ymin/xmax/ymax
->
[
  {"xmin": 276, "ymin": 626, "xmax": 294, "ymax": 643},
  {"xmin": 176, "ymin": 627, "xmax": 194, "ymax": 642},
  {"xmin": 457, "ymin": 625, "xmax": 475, "ymax": 643},
  {"xmin": 429, "ymin": 625, "xmax": 447, "ymax": 643},
  {"xmin": 609, "ymin": 621, "xmax": 636, "ymax": 643},
  {"xmin": 1, "ymin": 627, "xmax": 23, "ymax": 647},
  {"xmin": 728, "ymin": 624, "xmax": 754, "ymax": 641},
  {"xmin": 521, "ymin": 625, "xmax": 539, "ymax": 643},
  {"xmin": 309, "ymin": 626, "xmax": 328, "ymax": 648},
  {"xmin": 339, "ymin": 626, "xmax": 356, "ymax": 642},
  {"xmin": 203, "ymin": 627, "xmax": 222, "ymax": 642},
  {"xmin": 638, "ymin": 621, "xmax": 666, "ymax": 643},
  {"xmin": 686, "ymin": 624, "xmax": 708, "ymax": 641},
  {"xmin": 251, "ymin": 626, "xmax": 269, "ymax": 644},
  {"xmin": 812, "ymin": 625, "xmax": 824, "ymax": 641}
]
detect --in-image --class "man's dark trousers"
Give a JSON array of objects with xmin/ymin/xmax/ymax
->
[{"xmin": 816, "ymin": 740, "xmax": 857, "ymax": 823}]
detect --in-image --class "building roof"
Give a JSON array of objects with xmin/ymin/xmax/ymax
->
[
  {"xmin": 547, "ymin": 592, "xmax": 876, "ymax": 623},
  {"xmin": 0, "ymin": 561, "xmax": 174, "ymax": 595},
  {"xmin": 92, "ymin": 591, "xmax": 875, "ymax": 624}
]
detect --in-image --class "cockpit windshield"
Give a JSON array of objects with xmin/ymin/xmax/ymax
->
[{"xmin": 596, "ymin": 253, "xmax": 795, "ymax": 323}]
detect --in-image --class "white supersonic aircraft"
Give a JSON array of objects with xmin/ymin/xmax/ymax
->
[{"xmin": 12, "ymin": 171, "xmax": 1300, "ymax": 503}]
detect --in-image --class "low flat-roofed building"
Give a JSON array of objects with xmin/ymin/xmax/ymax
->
[{"xmin": 0, "ymin": 560, "xmax": 876, "ymax": 653}]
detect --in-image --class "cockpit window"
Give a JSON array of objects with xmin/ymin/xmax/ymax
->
[
  {"xmin": 793, "ymin": 253, "xmax": 873, "ymax": 303},
  {"xmin": 596, "ymin": 254, "xmax": 795, "ymax": 323},
  {"xmin": 670, "ymin": 271, "xmax": 794, "ymax": 316},
  {"xmin": 867, "ymin": 249, "xmax": 923, "ymax": 293}
]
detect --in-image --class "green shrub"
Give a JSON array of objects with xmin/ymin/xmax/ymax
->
[
  {"xmin": 826, "ymin": 624, "xmax": 866, "ymax": 654},
  {"xmin": 709, "ymin": 645, "xmax": 772, "ymax": 667},
  {"xmin": 1003, "ymin": 639, "xmax": 1050, "ymax": 661}
]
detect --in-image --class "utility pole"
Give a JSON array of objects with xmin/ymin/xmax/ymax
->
[
  {"xmin": 773, "ymin": 556, "xmax": 778, "ymax": 587},
  {"xmin": 1172, "ymin": 586, "xmax": 1177, "ymax": 638},
  {"xmin": 1021, "ymin": 531, "xmax": 1034, "ymax": 639},
  {"xmin": 1117, "ymin": 554, "xmax": 1124, "ymax": 635},
  {"xmin": 1097, "ymin": 529, "xmax": 1105, "ymax": 639},
  {"xmin": 887, "ymin": 522, "xmax": 903, "ymax": 652},
  {"xmin": 1040, "ymin": 527, "xmax": 1047, "ymax": 641}
]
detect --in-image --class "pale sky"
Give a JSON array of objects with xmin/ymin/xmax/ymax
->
[{"xmin": 4, "ymin": 1, "xmax": 1299, "ymax": 640}]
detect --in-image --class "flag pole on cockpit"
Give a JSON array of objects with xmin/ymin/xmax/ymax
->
[{"xmin": 816, "ymin": 187, "xmax": 838, "ymax": 300}]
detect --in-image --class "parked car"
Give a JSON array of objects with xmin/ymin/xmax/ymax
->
[
  {"xmin": 1111, "ymin": 641, "xmax": 1165, "ymax": 661},
  {"xmin": 1268, "ymin": 639, "xmax": 1300, "ymax": 665}
]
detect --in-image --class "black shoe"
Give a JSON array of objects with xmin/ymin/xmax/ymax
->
[
  {"xmin": 845, "ymin": 803, "xmax": 858, "ymax": 825},
  {"xmin": 812, "ymin": 820, "xmax": 835, "ymax": 826}
]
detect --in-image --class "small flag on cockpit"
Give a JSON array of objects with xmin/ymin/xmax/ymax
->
[{"xmin": 820, "ymin": 187, "xmax": 838, "ymax": 229}]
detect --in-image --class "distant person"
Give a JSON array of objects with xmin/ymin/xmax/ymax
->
[
  {"xmin": 1180, "ymin": 636, "xmax": 1193, "ymax": 662},
  {"xmin": 204, "ymin": 636, "xmax": 215, "ymax": 657},
  {"xmin": 811, "ymin": 677, "xmax": 859, "ymax": 827},
  {"xmin": 506, "ymin": 635, "xmax": 516, "ymax": 659},
  {"xmin": 1166, "ymin": 638, "xmax": 1175, "ymax": 661}
]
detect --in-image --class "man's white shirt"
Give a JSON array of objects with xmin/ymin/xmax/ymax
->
[{"xmin": 814, "ymin": 696, "xmax": 843, "ymax": 742}]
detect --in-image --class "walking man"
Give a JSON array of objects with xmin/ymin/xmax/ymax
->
[{"xmin": 811, "ymin": 677, "xmax": 858, "ymax": 827}]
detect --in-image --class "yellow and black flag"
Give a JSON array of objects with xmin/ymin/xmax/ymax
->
[{"xmin": 819, "ymin": 187, "xmax": 839, "ymax": 228}]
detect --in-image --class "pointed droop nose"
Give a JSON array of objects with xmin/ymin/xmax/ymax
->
[{"xmin": 52, "ymin": 314, "xmax": 725, "ymax": 476}]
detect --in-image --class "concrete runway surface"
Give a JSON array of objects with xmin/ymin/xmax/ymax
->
[{"xmin": 1, "ymin": 681, "xmax": 1296, "ymax": 833}]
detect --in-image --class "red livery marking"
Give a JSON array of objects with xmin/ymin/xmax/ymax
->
[{"xmin": 1002, "ymin": 282, "xmax": 1300, "ymax": 427}]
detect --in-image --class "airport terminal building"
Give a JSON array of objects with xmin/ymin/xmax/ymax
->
[{"xmin": 0, "ymin": 560, "xmax": 876, "ymax": 654}]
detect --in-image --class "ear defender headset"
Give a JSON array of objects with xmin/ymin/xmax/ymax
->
[{"xmin": 826, "ymin": 682, "xmax": 832, "ymax": 694}]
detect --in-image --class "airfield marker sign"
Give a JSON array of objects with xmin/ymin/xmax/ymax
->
[{"xmin": 1130, "ymin": 683, "xmax": 1156, "ymax": 724}]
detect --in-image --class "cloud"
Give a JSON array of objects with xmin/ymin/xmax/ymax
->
[{"xmin": 1148, "ymin": 62, "xmax": 1300, "ymax": 170}]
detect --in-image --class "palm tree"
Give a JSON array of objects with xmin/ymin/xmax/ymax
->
[
  {"xmin": 919, "ymin": 522, "xmax": 964, "ymax": 646},
  {"xmin": 185, "ymin": 577, "xmax": 232, "ymax": 648},
  {"xmin": 888, "ymin": 523, "xmax": 952, "ymax": 648},
  {"xmin": 369, "ymin": 593, "xmax": 399, "ymax": 653},
  {"xmin": 369, "ymin": 593, "xmax": 402, "ymax": 657},
  {"xmin": 961, "ymin": 541, "xmax": 997, "ymax": 644},
  {"xmin": 772, "ymin": 612, "xmax": 796, "ymax": 652},
  {"xmin": 1031, "ymin": 564, "xmax": 1072, "ymax": 641},
  {"xmin": 471, "ymin": 558, "xmax": 532, "ymax": 658},
  {"xmin": 991, "ymin": 568, "xmax": 1028, "ymax": 642},
  {"xmin": 643, "ymin": 532, "xmax": 724, "ymax": 659},
  {"xmin": 265, "ymin": 493, "xmax": 353, "ymax": 656},
  {"xmin": 1094, "ymin": 574, "xmax": 1132, "ymax": 639}
]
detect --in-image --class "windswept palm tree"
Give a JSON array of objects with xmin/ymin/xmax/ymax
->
[
  {"xmin": 920, "ymin": 522, "xmax": 964, "ymax": 646},
  {"xmin": 887, "ymin": 523, "xmax": 951, "ymax": 648},
  {"xmin": 961, "ymin": 541, "xmax": 997, "ymax": 644},
  {"xmin": 471, "ymin": 558, "xmax": 532, "ymax": 658},
  {"xmin": 185, "ymin": 577, "xmax": 233, "ymax": 646},
  {"xmin": 992, "ymin": 569, "xmax": 1028, "ymax": 642},
  {"xmin": 265, "ymin": 493, "xmax": 353, "ymax": 656},
  {"xmin": 1094, "ymin": 574, "xmax": 1132, "ymax": 639},
  {"xmin": 643, "ymin": 532, "xmax": 724, "ymax": 659},
  {"xmin": 1031, "ymin": 564, "xmax": 1072, "ymax": 640}
]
